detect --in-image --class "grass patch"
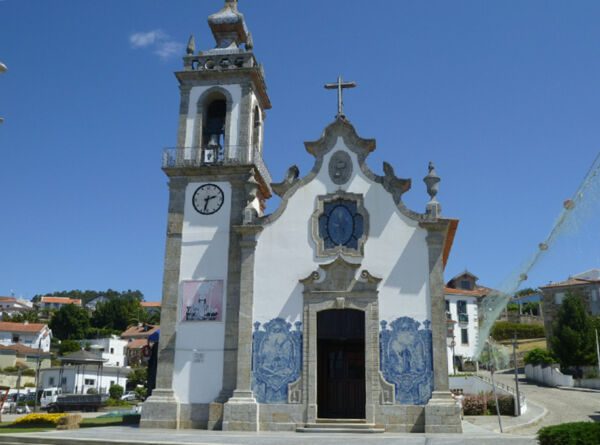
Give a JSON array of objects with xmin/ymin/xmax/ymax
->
[
  {"xmin": 0, "ymin": 422, "xmax": 52, "ymax": 434},
  {"xmin": 80, "ymin": 416, "xmax": 124, "ymax": 428}
]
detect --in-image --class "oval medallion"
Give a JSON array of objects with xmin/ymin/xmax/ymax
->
[
  {"xmin": 328, "ymin": 151, "xmax": 352, "ymax": 185},
  {"xmin": 327, "ymin": 204, "xmax": 354, "ymax": 245}
]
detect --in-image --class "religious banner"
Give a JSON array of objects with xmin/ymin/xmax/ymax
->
[{"xmin": 181, "ymin": 280, "xmax": 223, "ymax": 322}]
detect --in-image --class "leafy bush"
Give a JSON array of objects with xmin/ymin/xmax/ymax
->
[
  {"xmin": 58, "ymin": 339, "xmax": 81, "ymax": 356},
  {"xmin": 524, "ymin": 348, "xmax": 555, "ymax": 366},
  {"xmin": 463, "ymin": 395, "xmax": 486, "ymax": 415},
  {"xmin": 3, "ymin": 366, "xmax": 18, "ymax": 373},
  {"xmin": 134, "ymin": 386, "xmax": 147, "ymax": 401},
  {"xmin": 490, "ymin": 321, "xmax": 545, "ymax": 341},
  {"xmin": 538, "ymin": 422, "xmax": 600, "ymax": 445},
  {"xmin": 462, "ymin": 393, "xmax": 515, "ymax": 416},
  {"xmin": 86, "ymin": 388, "xmax": 98, "ymax": 395},
  {"xmin": 23, "ymin": 382, "xmax": 35, "ymax": 387},
  {"xmin": 487, "ymin": 394, "xmax": 515, "ymax": 415},
  {"xmin": 109, "ymin": 384, "xmax": 124, "ymax": 400},
  {"xmin": 105, "ymin": 398, "xmax": 130, "ymax": 407},
  {"xmin": 21, "ymin": 368, "xmax": 36, "ymax": 377}
]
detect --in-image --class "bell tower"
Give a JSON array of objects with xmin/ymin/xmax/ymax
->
[
  {"xmin": 173, "ymin": 0, "xmax": 271, "ymax": 170},
  {"xmin": 142, "ymin": 0, "xmax": 272, "ymax": 430}
]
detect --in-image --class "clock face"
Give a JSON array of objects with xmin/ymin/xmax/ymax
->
[{"xmin": 192, "ymin": 184, "xmax": 225, "ymax": 215}]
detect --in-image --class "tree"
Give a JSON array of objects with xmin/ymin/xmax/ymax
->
[
  {"xmin": 58, "ymin": 339, "xmax": 81, "ymax": 356},
  {"xmin": 128, "ymin": 367, "xmax": 147, "ymax": 388},
  {"xmin": 49, "ymin": 304, "xmax": 91, "ymax": 340},
  {"xmin": 91, "ymin": 296, "xmax": 145, "ymax": 332},
  {"xmin": 109, "ymin": 384, "xmax": 124, "ymax": 400},
  {"xmin": 550, "ymin": 293, "xmax": 596, "ymax": 370}
]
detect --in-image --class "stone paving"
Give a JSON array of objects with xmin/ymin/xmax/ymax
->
[{"xmin": 0, "ymin": 425, "xmax": 537, "ymax": 445}]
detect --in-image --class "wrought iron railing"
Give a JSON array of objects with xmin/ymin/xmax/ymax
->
[{"xmin": 162, "ymin": 146, "xmax": 272, "ymax": 186}]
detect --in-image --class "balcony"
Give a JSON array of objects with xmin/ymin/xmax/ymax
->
[
  {"xmin": 458, "ymin": 313, "xmax": 469, "ymax": 324},
  {"xmin": 162, "ymin": 146, "xmax": 272, "ymax": 187}
]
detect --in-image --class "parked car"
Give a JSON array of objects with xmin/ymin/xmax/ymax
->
[{"xmin": 120, "ymin": 391, "xmax": 137, "ymax": 401}]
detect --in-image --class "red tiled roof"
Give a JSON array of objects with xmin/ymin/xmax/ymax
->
[
  {"xmin": 540, "ymin": 278, "xmax": 600, "ymax": 289},
  {"xmin": 40, "ymin": 296, "xmax": 82, "ymax": 305},
  {"xmin": 0, "ymin": 297, "xmax": 17, "ymax": 303},
  {"xmin": 0, "ymin": 343, "xmax": 51, "ymax": 356},
  {"xmin": 121, "ymin": 324, "xmax": 159, "ymax": 339},
  {"xmin": 0, "ymin": 322, "xmax": 48, "ymax": 333},
  {"xmin": 444, "ymin": 286, "xmax": 492, "ymax": 298},
  {"xmin": 141, "ymin": 302, "xmax": 161, "ymax": 308}
]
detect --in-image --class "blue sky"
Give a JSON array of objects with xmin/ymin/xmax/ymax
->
[{"xmin": 1, "ymin": 0, "xmax": 599, "ymax": 301}]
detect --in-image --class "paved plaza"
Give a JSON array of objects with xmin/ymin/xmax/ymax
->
[{"xmin": 0, "ymin": 424, "xmax": 537, "ymax": 445}]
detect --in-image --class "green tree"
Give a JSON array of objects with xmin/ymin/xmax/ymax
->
[
  {"xmin": 49, "ymin": 304, "xmax": 91, "ymax": 340},
  {"xmin": 128, "ymin": 367, "xmax": 148, "ymax": 388},
  {"xmin": 58, "ymin": 339, "xmax": 82, "ymax": 356},
  {"xmin": 550, "ymin": 293, "xmax": 596, "ymax": 369},
  {"xmin": 109, "ymin": 384, "xmax": 124, "ymax": 400},
  {"xmin": 91, "ymin": 296, "xmax": 145, "ymax": 332}
]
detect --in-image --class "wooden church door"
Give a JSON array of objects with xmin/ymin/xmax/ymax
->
[{"xmin": 317, "ymin": 309, "xmax": 366, "ymax": 419}]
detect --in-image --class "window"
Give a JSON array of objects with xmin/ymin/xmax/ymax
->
[
  {"xmin": 461, "ymin": 328, "xmax": 469, "ymax": 345},
  {"xmin": 12, "ymin": 335, "xmax": 19, "ymax": 343},
  {"xmin": 110, "ymin": 348, "xmax": 114, "ymax": 354},
  {"xmin": 457, "ymin": 300, "xmax": 467, "ymax": 314},
  {"xmin": 555, "ymin": 292, "xmax": 565, "ymax": 304},
  {"xmin": 48, "ymin": 377, "xmax": 55, "ymax": 386},
  {"xmin": 460, "ymin": 280, "xmax": 473, "ymax": 290},
  {"xmin": 203, "ymin": 98, "xmax": 226, "ymax": 149},
  {"xmin": 84, "ymin": 379, "xmax": 95, "ymax": 386},
  {"xmin": 61, "ymin": 377, "xmax": 67, "ymax": 385}
]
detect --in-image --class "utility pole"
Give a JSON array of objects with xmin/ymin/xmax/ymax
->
[
  {"xmin": 512, "ymin": 333, "xmax": 522, "ymax": 416},
  {"xmin": 0, "ymin": 62, "xmax": 6, "ymax": 124},
  {"xmin": 487, "ymin": 341, "xmax": 503, "ymax": 433},
  {"xmin": 595, "ymin": 329, "xmax": 600, "ymax": 377},
  {"xmin": 33, "ymin": 336, "xmax": 43, "ymax": 412}
]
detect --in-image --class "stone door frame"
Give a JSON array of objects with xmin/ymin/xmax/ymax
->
[{"xmin": 299, "ymin": 257, "xmax": 381, "ymax": 424}]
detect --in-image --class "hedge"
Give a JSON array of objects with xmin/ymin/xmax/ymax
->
[
  {"xmin": 538, "ymin": 422, "xmax": 600, "ymax": 445},
  {"xmin": 490, "ymin": 321, "xmax": 545, "ymax": 341},
  {"xmin": 462, "ymin": 393, "xmax": 514, "ymax": 416},
  {"xmin": 524, "ymin": 348, "xmax": 555, "ymax": 366}
]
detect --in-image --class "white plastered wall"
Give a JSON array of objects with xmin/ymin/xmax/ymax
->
[
  {"xmin": 184, "ymin": 85, "xmax": 242, "ymax": 156},
  {"xmin": 172, "ymin": 181, "xmax": 231, "ymax": 404},
  {"xmin": 253, "ymin": 136, "xmax": 431, "ymax": 327}
]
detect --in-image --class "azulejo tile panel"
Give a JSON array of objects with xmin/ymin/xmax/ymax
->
[
  {"xmin": 380, "ymin": 317, "xmax": 433, "ymax": 405},
  {"xmin": 251, "ymin": 318, "xmax": 302, "ymax": 403}
]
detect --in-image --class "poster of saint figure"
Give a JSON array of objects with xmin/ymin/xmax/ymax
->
[{"xmin": 181, "ymin": 280, "xmax": 223, "ymax": 322}]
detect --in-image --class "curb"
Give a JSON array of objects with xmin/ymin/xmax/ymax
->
[{"xmin": 503, "ymin": 400, "xmax": 548, "ymax": 433}]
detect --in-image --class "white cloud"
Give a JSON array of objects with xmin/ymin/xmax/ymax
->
[{"xmin": 129, "ymin": 29, "xmax": 183, "ymax": 60}]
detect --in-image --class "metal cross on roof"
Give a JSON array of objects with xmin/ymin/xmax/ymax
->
[{"xmin": 324, "ymin": 75, "xmax": 357, "ymax": 118}]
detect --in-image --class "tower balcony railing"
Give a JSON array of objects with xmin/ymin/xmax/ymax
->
[{"xmin": 162, "ymin": 146, "xmax": 272, "ymax": 188}]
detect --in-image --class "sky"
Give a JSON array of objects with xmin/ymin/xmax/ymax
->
[{"xmin": 1, "ymin": 0, "xmax": 599, "ymax": 302}]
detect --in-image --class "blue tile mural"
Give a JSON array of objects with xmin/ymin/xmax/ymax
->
[
  {"xmin": 251, "ymin": 318, "xmax": 302, "ymax": 403},
  {"xmin": 380, "ymin": 317, "xmax": 433, "ymax": 405}
]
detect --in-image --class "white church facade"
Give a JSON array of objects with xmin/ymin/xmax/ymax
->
[{"xmin": 141, "ymin": 0, "xmax": 462, "ymax": 433}]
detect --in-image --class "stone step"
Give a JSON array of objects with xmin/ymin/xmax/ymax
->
[{"xmin": 297, "ymin": 422, "xmax": 385, "ymax": 433}]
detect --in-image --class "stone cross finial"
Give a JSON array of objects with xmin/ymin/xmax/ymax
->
[
  {"xmin": 225, "ymin": 0, "xmax": 238, "ymax": 11},
  {"xmin": 324, "ymin": 75, "xmax": 357, "ymax": 118},
  {"xmin": 186, "ymin": 35, "xmax": 195, "ymax": 55}
]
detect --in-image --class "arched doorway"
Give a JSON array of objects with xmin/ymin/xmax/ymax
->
[{"xmin": 317, "ymin": 309, "xmax": 365, "ymax": 419}]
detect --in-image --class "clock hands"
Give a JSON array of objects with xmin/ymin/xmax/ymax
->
[{"xmin": 203, "ymin": 194, "xmax": 217, "ymax": 211}]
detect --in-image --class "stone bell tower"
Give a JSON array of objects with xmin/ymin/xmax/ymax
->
[{"xmin": 141, "ymin": 0, "xmax": 272, "ymax": 429}]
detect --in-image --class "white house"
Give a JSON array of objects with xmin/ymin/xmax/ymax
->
[
  {"xmin": 84, "ymin": 336, "xmax": 128, "ymax": 367},
  {"xmin": 0, "ymin": 297, "xmax": 33, "ymax": 317},
  {"xmin": 0, "ymin": 321, "xmax": 52, "ymax": 352},
  {"xmin": 444, "ymin": 271, "xmax": 491, "ymax": 375},
  {"xmin": 40, "ymin": 366, "xmax": 130, "ymax": 395},
  {"xmin": 85, "ymin": 296, "xmax": 109, "ymax": 311}
]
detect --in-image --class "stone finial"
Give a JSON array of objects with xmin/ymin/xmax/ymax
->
[
  {"xmin": 423, "ymin": 161, "xmax": 441, "ymax": 218},
  {"xmin": 271, "ymin": 165, "xmax": 299, "ymax": 197},
  {"xmin": 225, "ymin": 0, "xmax": 238, "ymax": 11},
  {"xmin": 186, "ymin": 35, "xmax": 196, "ymax": 55},
  {"xmin": 246, "ymin": 32, "xmax": 254, "ymax": 51}
]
